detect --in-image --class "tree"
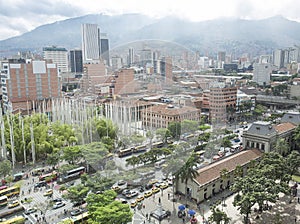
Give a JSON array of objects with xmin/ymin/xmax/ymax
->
[
  {"xmin": 87, "ymin": 190, "xmax": 133, "ymax": 224},
  {"xmin": 62, "ymin": 146, "xmax": 82, "ymax": 165},
  {"xmin": 293, "ymin": 125, "xmax": 300, "ymax": 150},
  {"xmin": 168, "ymin": 122, "xmax": 181, "ymax": 139},
  {"xmin": 0, "ymin": 160, "xmax": 12, "ymax": 178},
  {"xmin": 175, "ymin": 154, "xmax": 200, "ymax": 205},
  {"xmin": 274, "ymin": 138, "xmax": 290, "ymax": 157},
  {"xmin": 126, "ymin": 156, "xmax": 140, "ymax": 172},
  {"xmin": 208, "ymin": 201, "xmax": 231, "ymax": 224},
  {"xmin": 63, "ymin": 184, "xmax": 89, "ymax": 205},
  {"xmin": 156, "ymin": 128, "xmax": 171, "ymax": 143}
]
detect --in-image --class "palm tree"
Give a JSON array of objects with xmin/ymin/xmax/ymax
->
[{"xmin": 175, "ymin": 154, "xmax": 200, "ymax": 206}]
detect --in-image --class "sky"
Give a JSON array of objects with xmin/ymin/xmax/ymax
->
[{"xmin": 0, "ymin": 0, "xmax": 300, "ymax": 41}]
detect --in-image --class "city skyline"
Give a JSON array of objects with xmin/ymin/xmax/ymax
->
[{"xmin": 1, "ymin": 0, "xmax": 300, "ymax": 41}]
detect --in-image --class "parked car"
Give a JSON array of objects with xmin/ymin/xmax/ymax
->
[
  {"xmin": 53, "ymin": 201, "xmax": 65, "ymax": 209},
  {"xmin": 70, "ymin": 209, "xmax": 83, "ymax": 216},
  {"xmin": 125, "ymin": 190, "xmax": 138, "ymax": 199}
]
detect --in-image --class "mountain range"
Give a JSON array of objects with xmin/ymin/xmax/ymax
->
[{"xmin": 1, "ymin": 13, "xmax": 300, "ymax": 57}]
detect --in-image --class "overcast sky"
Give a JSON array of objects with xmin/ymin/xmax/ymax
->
[{"xmin": 1, "ymin": 0, "xmax": 300, "ymax": 40}]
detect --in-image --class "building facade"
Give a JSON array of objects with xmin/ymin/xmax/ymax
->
[
  {"xmin": 209, "ymin": 84, "xmax": 237, "ymax": 124},
  {"xmin": 141, "ymin": 104, "xmax": 201, "ymax": 129},
  {"xmin": 175, "ymin": 149, "xmax": 262, "ymax": 203},
  {"xmin": 100, "ymin": 33, "xmax": 110, "ymax": 66},
  {"xmin": 253, "ymin": 63, "xmax": 272, "ymax": 86},
  {"xmin": 43, "ymin": 46, "xmax": 68, "ymax": 73},
  {"xmin": 1, "ymin": 59, "xmax": 61, "ymax": 114},
  {"xmin": 81, "ymin": 23, "xmax": 101, "ymax": 63},
  {"xmin": 70, "ymin": 49, "xmax": 83, "ymax": 73}
]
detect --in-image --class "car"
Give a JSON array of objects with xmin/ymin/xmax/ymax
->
[
  {"xmin": 125, "ymin": 190, "xmax": 138, "ymax": 199},
  {"xmin": 117, "ymin": 180, "xmax": 127, "ymax": 186},
  {"xmin": 43, "ymin": 189, "xmax": 53, "ymax": 197},
  {"xmin": 53, "ymin": 201, "xmax": 65, "ymax": 209},
  {"xmin": 136, "ymin": 195, "xmax": 144, "ymax": 202},
  {"xmin": 144, "ymin": 190, "xmax": 152, "ymax": 198},
  {"xmin": 122, "ymin": 189, "xmax": 131, "ymax": 196},
  {"xmin": 52, "ymin": 198, "xmax": 63, "ymax": 203},
  {"xmin": 8, "ymin": 200, "xmax": 20, "ymax": 208},
  {"xmin": 148, "ymin": 179, "xmax": 159, "ymax": 185},
  {"xmin": 152, "ymin": 187, "xmax": 160, "ymax": 194},
  {"xmin": 130, "ymin": 200, "xmax": 137, "ymax": 208},
  {"xmin": 116, "ymin": 198, "xmax": 128, "ymax": 204},
  {"xmin": 145, "ymin": 183, "xmax": 153, "ymax": 190},
  {"xmin": 25, "ymin": 207, "xmax": 37, "ymax": 215},
  {"xmin": 155, "ymin": 182, "xmax": 162, "ymax": 188},
  {"xmin": 160, "ymin": 183, "xmax": 168, "ymax": 189},
  {"xmin": 70, "ymin": 209, "xmax": 83, "ymax": 216},
  {"xmin": 72, "ymin": 200, "xmax": 85, "ymax": 207},
  {"xmin": 34, "ymin": 181, "xmax": 47, "ymax": 188}
]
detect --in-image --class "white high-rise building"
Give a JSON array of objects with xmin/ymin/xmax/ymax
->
[
  {"xmin": 43, "ymin": 46, "xmax": 68, "ymax": 73},
  {"xmin": 81, "ymin": 24, "xmax": 101, "ymax": 63}
]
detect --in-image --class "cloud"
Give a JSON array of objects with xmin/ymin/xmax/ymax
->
[{"xmin": 1, "ymin": 0, "xmax": 300, "ymax": 40}]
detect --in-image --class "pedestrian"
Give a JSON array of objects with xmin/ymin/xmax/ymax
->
[
  {"xmin": 168, "ymin": 193, "xmax": 170, "ymax": 200},
  {"xmin": 298, "ymin": 197, "xmax": 300, "ymax": 203},
  {"xmin": 182, "ymin": 217, "xmax": 185, "ymax": 223}
]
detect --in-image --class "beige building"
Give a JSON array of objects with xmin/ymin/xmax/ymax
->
[
  {"xmin": 175, "ymin": 149, "xmax": 262, "ymax": 203},
  {"xmin": 242, "ymin": 120, "xmax": 296, "ymax": 152}
]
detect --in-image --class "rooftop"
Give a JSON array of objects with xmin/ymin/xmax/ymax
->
[
  {"xmin": 274, "ymin": 122, "xmax": 296, "ymax": 134},
  {"xmin": 281, "ymin": 112, "xmax": 300, "ymax": 125},
  {"xmin": 194, "ymin": 149, "xmax": 262, "ymax": 186}
]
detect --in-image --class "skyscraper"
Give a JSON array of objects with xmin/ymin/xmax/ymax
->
[
  {"xmin": 81, "ymin": 24, "xmax": 101, "ymax": 63},
  {"xmin": 128, "ymin": 47, "xmax": 134, "ymax": 66},
  {"xmin": 70, "ymin": 49, "xmax": 83, "ymax": 73},
  {"xmin": 100, "ymin": 33, "xmax": 110, "ymax": 66}
]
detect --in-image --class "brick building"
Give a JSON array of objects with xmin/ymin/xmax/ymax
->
[
  {"xmin": 141, "ymin": 104, "xmax": 201, "ymax": 129},
  {"xmin": 1, "ymin": 59, "xmax": 61, "ymax": 114}
]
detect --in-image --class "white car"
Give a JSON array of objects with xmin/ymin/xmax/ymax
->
[{"xmin": 53, "ymin": 201, "xmax": 65, "ymax": 209}]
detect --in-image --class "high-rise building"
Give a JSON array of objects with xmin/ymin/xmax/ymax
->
[
  {"xmin": 43, "ymin": 46, "xmax": 68, "ymax": 73},
  {"xmin": 81, "ymin": 23, "xmax": 101, "ymax": 63},
  {"xmin": 69, "ymin": 49, "xmax": 83, "ymax": 73},
  {"xmin": 209, "ymin": 83, "xmax": 237, "ymax": 124},
  {"xmin": 128, "ymin": 47, "xmax": 134, "ymax": 66},
  {"xmin": 273, "ymin": 49, "xmax": 285, "ymax": 69},
  {"xmin": 253, "ymin": 63, "xmax": 272, "ymax": 86},
  {"xmin": 0, "ymin": 59, "xmax": 61, "ymax": 114},
  {"xmin": 100, "ymin": 33, "xmax": 110, "ymax": 66}
]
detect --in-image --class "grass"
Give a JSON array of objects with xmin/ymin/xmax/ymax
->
[{"xmin": 292, "ymin": 175, "xmax": 300, "ymax": 182}]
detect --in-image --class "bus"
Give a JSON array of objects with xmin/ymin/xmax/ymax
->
[
  {"xmin": 39, "ymin": 171, "xmax": 58, "ymax": 182},
  {"xmin": 0, "ymin": 195, "xmax": 8, "ymax": 207},
  {"xmin": 152, "ymin": 141, "xmax": 164, "ymax": 148},
  {"xmin": 13, "ymin": 173, "xmax": 24, "ymax": 182},
  {"xmin": 0, "ymin": 216, "xmax": 25, "ymax": 224},
  {"xmin": 0, "ymin": 186, "xmax": 7, "ymax": 191},
  {"xmin": 155, "ymin": 159, "xmax": 166, "ymax": 169},
  {"xmin": 0, "ymin": 186, "xmax": 20, "ymax": 198},
  {"xmin": 73, "ymin": 212, "xmax": 89, "ymax": 224},
  {"xmin": 118, "ymin": 148, "xmax": 133, "ymax": 158},
  {"xmin": 64, "ymin": 167, "xmax": 85, "ymax": 180},
  {"xmin": 133, "ymin": 145, "xmax": 147, "ymax": 154}
]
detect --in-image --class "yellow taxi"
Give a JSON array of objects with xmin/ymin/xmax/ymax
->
[
  {"xmin": 136, "ymin": 195, "xmax": 144, "ymax": 202},
  {"xmin": 144, "ymin": 190, "xmax": 152, "ymax": 198},
  {"xmin": 8, "ymin": 200, "xmax": 20, "ymax": 208},
  {"xmin": 148, "ymin": 179, "xmax": 159, "ymax": 185},
  {"xmin": 130, "ymin": 200, "xmax": 137, "ymax": 208},
  {"xmin": 43, "ymin": 189, "xmax": 53, "ymax": 197},
  {"xmin": 160, "ymin": 183, "xmax": 168, "ymax": 190},
  {"xmin": 111, "ymin": 186, "xmax": 121, "ymax": 192},
  {"xmin": 152, "ymin": 187, "xmax": 160, "ymax": 194}
]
